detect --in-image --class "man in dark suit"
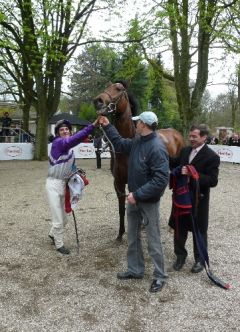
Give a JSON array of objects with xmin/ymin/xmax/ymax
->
[
  {"xmin": 170, "ymin": 124, "xmax": 220, "ymax": 273},
  {"xmin": 228, "ymin": 133, "xmax": 240, "ymax": 147}
]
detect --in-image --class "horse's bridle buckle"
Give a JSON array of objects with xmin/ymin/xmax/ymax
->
[{"xmin": 107, "ymin": 103, "xmax": 117, "ymax": 114}]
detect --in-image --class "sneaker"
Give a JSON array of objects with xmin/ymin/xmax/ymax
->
[{"xmin": 57, "ymin": 246, "xmax": 70, "ymax": 255}]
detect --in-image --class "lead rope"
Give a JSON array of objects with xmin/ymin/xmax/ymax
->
[{"xmin": 99, "ymin": 124, "xmax": 128, "ymax": 198}]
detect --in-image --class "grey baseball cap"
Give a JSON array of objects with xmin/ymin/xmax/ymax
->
[{"xmin": 132, "ymin": 111, "xmax": 158, "ymax": 125}]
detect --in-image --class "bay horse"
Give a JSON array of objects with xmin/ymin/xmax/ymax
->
[{"xmin": 93, "ymin": 82, "xmax": 185, "ymax": 241}]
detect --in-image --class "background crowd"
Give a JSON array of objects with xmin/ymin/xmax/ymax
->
[
  {"xmin": 207, "ymin": 133, "xmax": 240, "ymax": 146},
  {"xmin": 0, "ymin": 111, "xmax": 34, "ymax": 143}
]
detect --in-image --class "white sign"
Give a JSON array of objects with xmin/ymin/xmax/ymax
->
[
  {"xmin": 2, "ymin": 142, "xmax": 238, "ymax": 162},
  {"xmin": 0, "ymin": 143, "xmax": 34, "ymax": 160},
  {"xmin": 74, "ymin": 143, "xmax": 95, "ymax": 158},
  {"xmin": 208, "ymin": 145, "xmax": 240, "ymax": 163},
  {"xmin": 48, "ymin": 142, "xmax": 110, "ymax": 159}
]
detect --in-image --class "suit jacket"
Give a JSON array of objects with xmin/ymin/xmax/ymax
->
[{"xmin": 170, "ymin": 144, "xmax": 220, "ymax": 232}]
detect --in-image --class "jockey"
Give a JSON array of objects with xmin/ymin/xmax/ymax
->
[{"xmin": 46, "ymin": 117, "xmax": 99, "ymax": 255}]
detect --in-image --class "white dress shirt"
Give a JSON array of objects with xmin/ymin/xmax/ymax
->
[{"xmin": 189, "ymin": 144, "xmax": 205, "ymax": 163}]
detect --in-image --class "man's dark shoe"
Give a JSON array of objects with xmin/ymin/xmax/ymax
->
[
  {"xmin": 117, "ymin": 271, "xmax": 143, "ymax": 280},
  {"xmin": 191, "ymin": 261, "xmax": 204, "ymax": 273},
  {"xmin": 48, "ymin": 235, "xmax": 55, "ymax": 245},
  {"xmin": 149, "ymin": 279, "xmax": 165, "ymax": 293},
  {"xmin": 173, "ymin": 258, "xmax": 185, "ymax": 271},
  {"xmin": 57, "ymin": 246, "xmax": 70, "ymax": 255}
]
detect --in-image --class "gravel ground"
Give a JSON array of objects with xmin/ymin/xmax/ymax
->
[{"xmin": 0, "ymin": 159, "xmax": 239, "ymax": 332}]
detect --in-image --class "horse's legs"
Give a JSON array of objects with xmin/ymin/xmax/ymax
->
[{"xmin": 116, "ymin": 195, "xmax": 126, "ymax": 241}]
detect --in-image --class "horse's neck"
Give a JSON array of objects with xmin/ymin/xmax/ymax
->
[{"xmin": 114, "ymin": 106, "xmax": 135, "ymax": 139}]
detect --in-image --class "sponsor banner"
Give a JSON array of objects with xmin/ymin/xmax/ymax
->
[
  {"xmin": 208, "ymin": 145, "xmax": 240, "ymax": 163},
  {"xmin": 2, "ymin": 142, "xmax": 238, "ymax": 162},
  {"xmin": 0, "ymin": 143, "xmax": 34, "ymax": 160},
  {"xmin": 48, "ymin": 142, "xmax": 110, "ymax": 159}
]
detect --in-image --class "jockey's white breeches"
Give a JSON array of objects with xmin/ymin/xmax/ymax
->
[{"xmin": 46, "ymin": 177, "xmax": 69, "ymax": 249}]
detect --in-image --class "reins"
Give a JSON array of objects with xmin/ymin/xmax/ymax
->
[
  {"xmin": 99, "ymin": 124, "xmax": 127, "ymax": 198},
  {"xmin": 97, "ymin": 86, "xmax": 137, "ymax": 199}
]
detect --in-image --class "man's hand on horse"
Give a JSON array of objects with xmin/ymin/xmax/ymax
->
[
  {"xmin": 99, "ymin": 116, "xmax": 110, "ymax": 127},
  {"xmin": 127, "ymin": 193, "xmax": 136, "ymax": 205},
  {"xmin": 93, "ymin": 116, "xmax": 102, "ymax": 127}
]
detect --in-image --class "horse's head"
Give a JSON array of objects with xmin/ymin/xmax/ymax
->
[{"xmin": 93, "ymin": 83, "xmax": 129, "ymax": 116}]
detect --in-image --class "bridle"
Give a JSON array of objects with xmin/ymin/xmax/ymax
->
[
  {"xmin": 97, "ymin": 89, "xmax": 128, "ymax": 115},
  {"xmin": 97, "ymin": 87, "xmax": 130, "ymax": 198}
]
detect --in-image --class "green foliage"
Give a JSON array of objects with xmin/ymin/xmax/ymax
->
[
  {"xmin": 200, "ymin": 90, "xmax": 240, "ymax": 132},
  {"xmin": 146, "ymin": 54, "xmax": 181, "ymax": 129},
  {"xmin": 115, "ymin": 18, "xmax": 149, "ymax": 112},
  {"xmin": 0, "ymin": 0, "xmax": 111, "ymax": 159},
  {"xmin": 69, "ymin": 43, "xmax": 122, "ymax": 109},
  {"xmin": 69, "ymin": 36, "xmax": 149, "ymax": 113},
  {"xmin": 78, "ymin": 103, "xmax": 96, "ymax": 122},
  {"xmin": 116, "ymin": 18, "xmax": 144, "ymax": 79}
]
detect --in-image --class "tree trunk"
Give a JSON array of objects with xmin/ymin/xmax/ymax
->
[
  {"xmin": 34, "ymin": 108, "xmax": 48, "ymax": 160},
  {"xmin": 238, "ymin": 64, "xmax": 240, "ymax": 115},
  {"xmin": 22, "ymin": 102, "xmax": 30, "ymax": 131}
]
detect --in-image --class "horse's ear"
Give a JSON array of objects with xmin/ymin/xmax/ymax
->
[{"xmin": 114, "ymin": 79, "xmax": 129, "ymax": 89}]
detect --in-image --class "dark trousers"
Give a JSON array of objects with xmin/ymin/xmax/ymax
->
[
  {"xmin": 95, "ymin": 150, "xmax": 101, "ymax": 169},
  {"xmin": 174, "ymin": 216, "xmax": 207, "ymax": 263}
]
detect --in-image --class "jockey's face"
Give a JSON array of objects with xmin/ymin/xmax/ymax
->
[
  {"xmin": 189, "ymin": 129, "xmax": 206, "ymax": 148},
  {"xmin": 59, "ymin": 126, "xmax": 71, "ymax": 138}
]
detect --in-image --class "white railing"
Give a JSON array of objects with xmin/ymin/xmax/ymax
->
[{"xmin": 0, "ymin": 127, "xmax": 34, "ymax": 143}]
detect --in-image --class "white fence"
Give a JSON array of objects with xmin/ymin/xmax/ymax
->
[
  {"xmin": 0, "ymin": 143, "xmax": 34, "ymax": 160},
  {"xmin": 47, "ymin": 143, "xmax": 111, "ymax": 159},
  {"xmin": 208, "ymin": 145, "xmax": 240, "ymax": 163},
  {"xmin": 0, "ymin": 142, "xmax": 239, "ymax": 162},
  {"xmin": 0, "ymin": 142, "xmax": 110, "ymax": 160}
]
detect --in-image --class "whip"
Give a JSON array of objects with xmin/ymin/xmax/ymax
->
[{"xmin": 72, "ymin": 210, "xmax": 80, "ymax": 255}]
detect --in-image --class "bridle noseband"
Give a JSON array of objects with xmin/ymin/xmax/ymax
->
[{"xmin": 98, "ymin": 89, "xmax": 127, "ymax": 115}]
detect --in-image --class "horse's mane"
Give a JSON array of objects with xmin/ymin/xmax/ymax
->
[{"xmin": 114, "ymin": 79, "xmax": 138, "ymax": 116}]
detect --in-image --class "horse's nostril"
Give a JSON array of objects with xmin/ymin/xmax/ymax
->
[{"xmin": 93, "ymin": 97, "xmax": 104, "ymax": 110}]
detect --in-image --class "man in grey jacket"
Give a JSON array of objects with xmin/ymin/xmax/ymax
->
[{"xmin": 99, "ymin": 111, "xmax": 169, "ymax": 293}]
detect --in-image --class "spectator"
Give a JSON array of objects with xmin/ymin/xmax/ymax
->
[
  {"xmin": 83, "ymin": 134, "xmax": 93, "ymax": 143},
  {"xmin": 48, "ymin": 134, "xmax": 55, "ymax": 143},
  {"xmin": 228, "ymin": 133, "xmax": 240, "ymax": 147},
  {"xmin": 209, "ymin": 136, "xmax": 219, "ymax": 145},
  {"xmin": 221, "ymin": 135, "xmax": 229, "ymax": 145},
  {"xmin": 1, "ymin": 112, "xmax": 12, "ymax": 142},
  {"xmin": 93, "ymin": 133, "xmax": 102, "ymax": 169}
]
